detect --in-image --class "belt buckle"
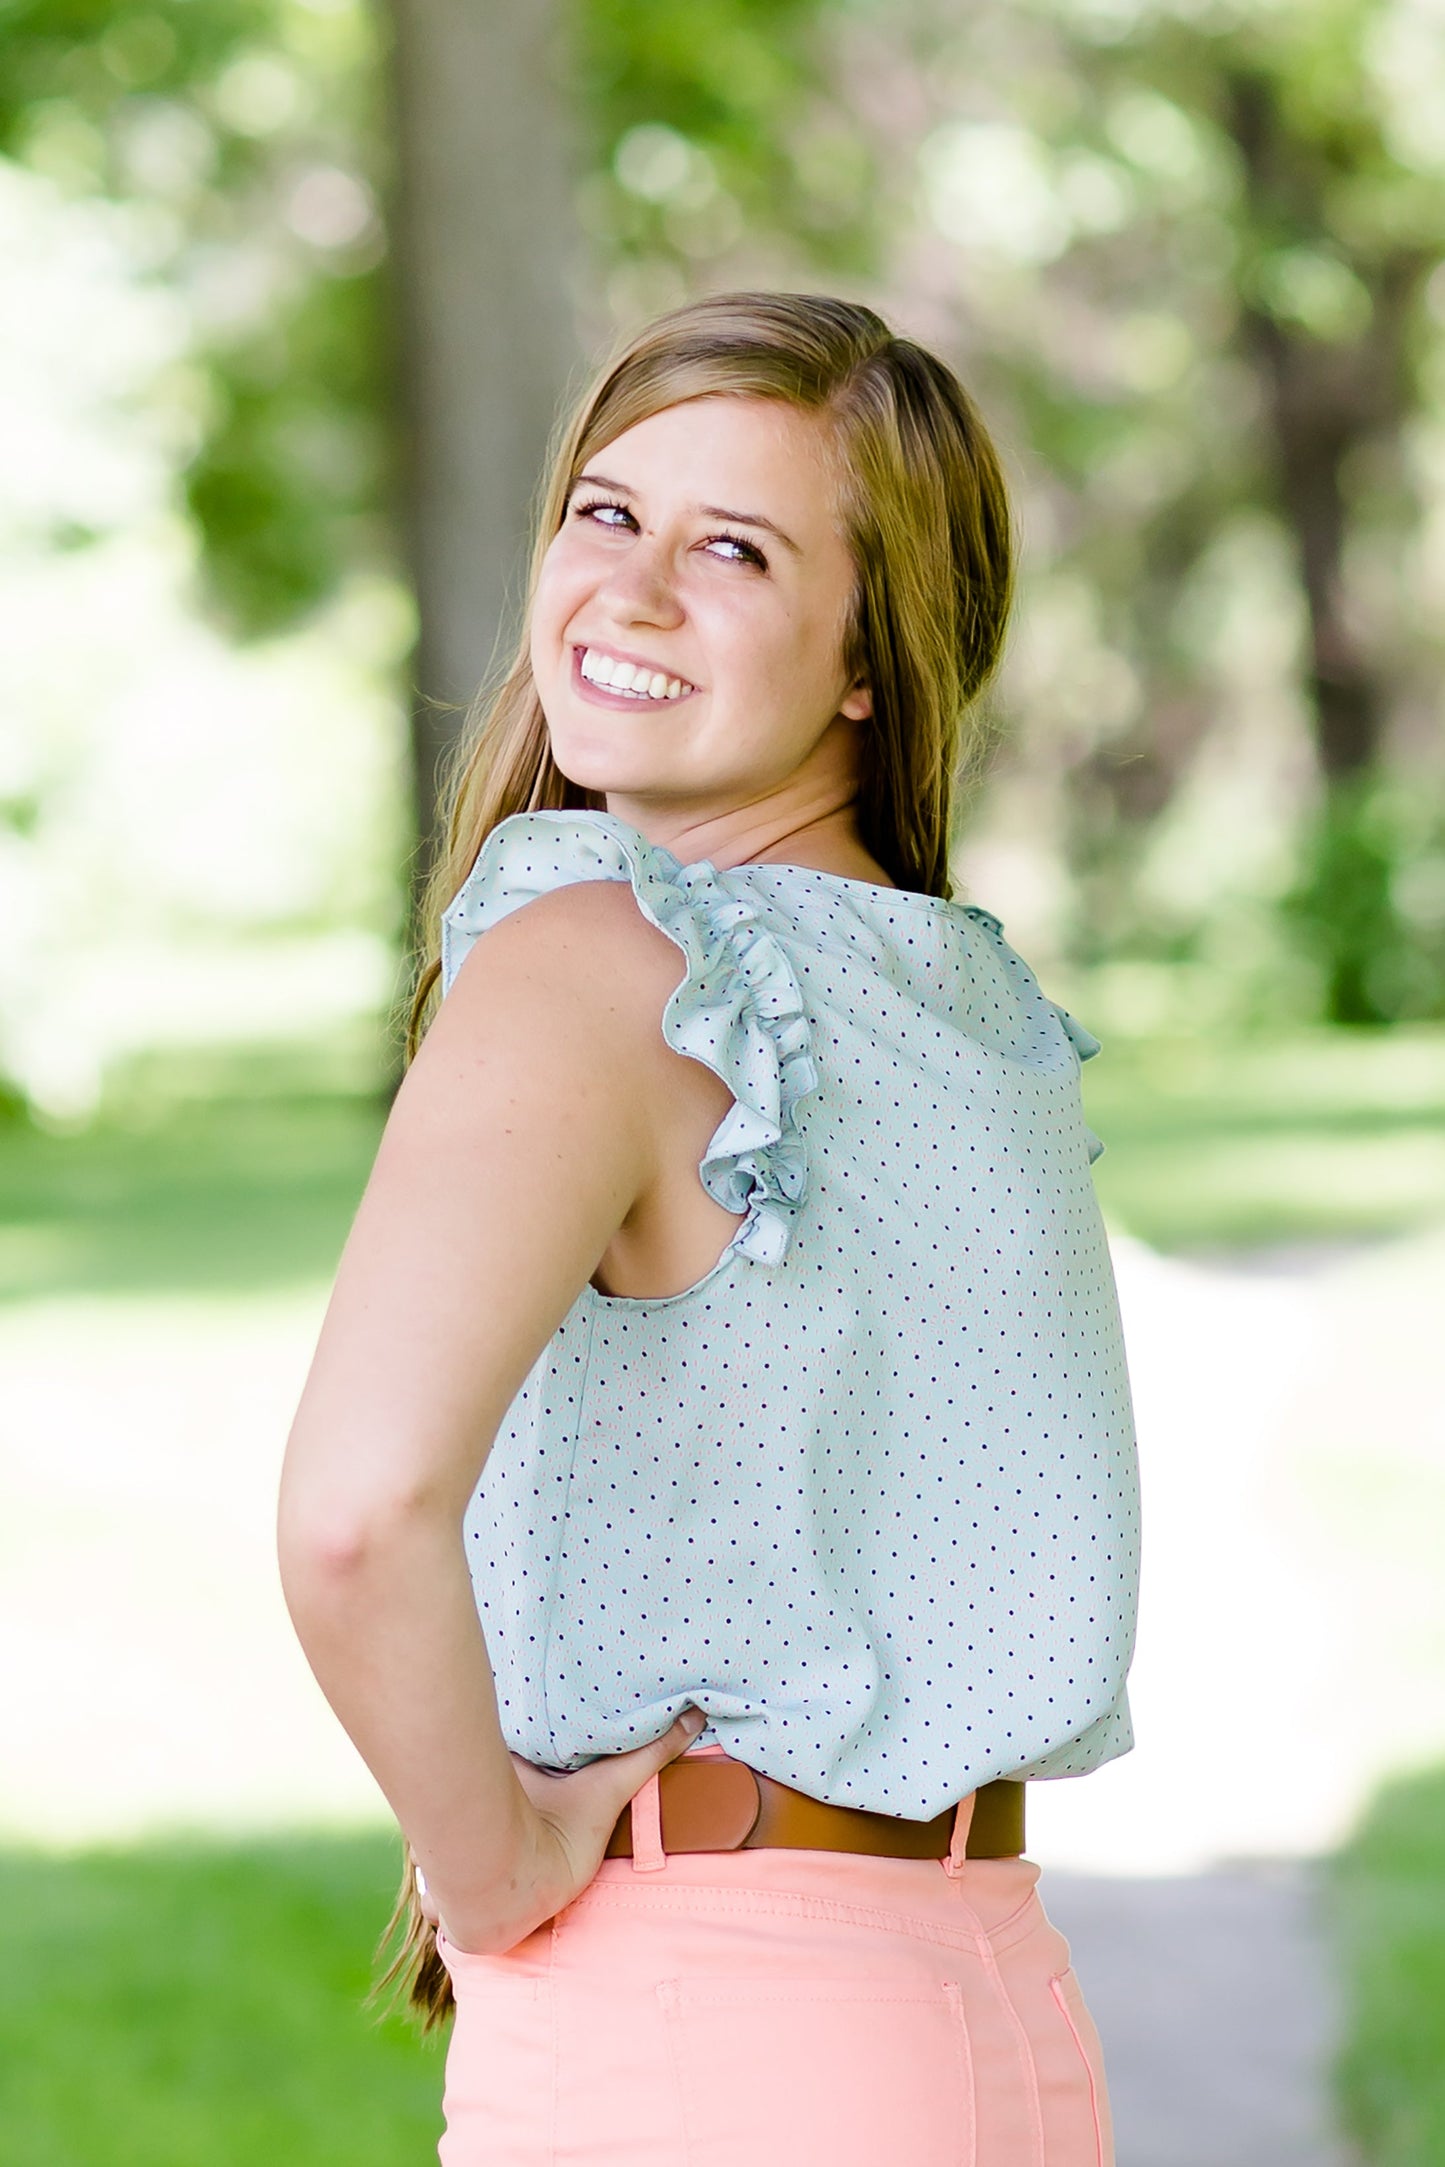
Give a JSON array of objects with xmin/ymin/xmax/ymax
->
[{"xmin": 657, "ymin": 1754, "xmax": 763, "ymax": 1852}]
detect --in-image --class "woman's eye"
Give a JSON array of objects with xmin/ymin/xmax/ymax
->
[
  {"xmin": 704, "ymin": 532, "xmax": 769, "ymax": 571},
  {"xmin": 573, "ymin": 497, "xmax": 635, "ymax": 530}
]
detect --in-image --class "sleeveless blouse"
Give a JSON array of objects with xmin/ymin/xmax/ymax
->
[{"xmin": 440, "ymin": 810, "xmax": 1139, "ymax": 1821}]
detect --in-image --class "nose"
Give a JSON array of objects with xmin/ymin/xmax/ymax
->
[{"xmin": 595, "ymin": 530, "xmax": 685, "ymax": 630}]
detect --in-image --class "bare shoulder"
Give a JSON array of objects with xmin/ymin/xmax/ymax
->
[
  {"xmin": 389, "ymin": 876, "xmax": 735, "ymax": 1304},
  {"xmin": 418, "ymin": 879, "xmax": 689, "ymax": 1107},
  {"xmin": 446, "ymin": 878, "xmax": 683, "ymax": 1019}
]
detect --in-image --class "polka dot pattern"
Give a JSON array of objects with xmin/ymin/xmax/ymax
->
[{"xmin": 440, "ymin": 812, "xmax": 1140, "ymax": 1822}]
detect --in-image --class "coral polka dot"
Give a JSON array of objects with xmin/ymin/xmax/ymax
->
[{"xmin": 440, "ymin": 810, "xmax": 1140, "ymax": 1822}]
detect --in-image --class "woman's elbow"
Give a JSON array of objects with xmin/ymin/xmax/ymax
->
[
  {"xmin": 278, "ymin": 1501, "xmax": 372, "ymax": 1590},
  {"xmin": 276, "ymin": 1459, "xmax": 453, "ymax": 1608}
]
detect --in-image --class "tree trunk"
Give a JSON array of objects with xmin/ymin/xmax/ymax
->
[
  {"xmin": 1247, "ymin": 306, "xmax": 1379, "ymax": 779},
  {"xmin": 1226, "ymin": 70, "xmax": 1414, "ymax": 785},
  {"xmin": 1227, "ymin": 70, "xmax": 1429, "ymax": 1020},
  {"xmin": 386, "ymin": 0, "xmax": 581, "ymax": 894}
]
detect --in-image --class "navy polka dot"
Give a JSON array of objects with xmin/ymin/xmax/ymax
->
[{"xmin": 440, "ymin": 811, "xmax": 1139, "ymax": 1822}]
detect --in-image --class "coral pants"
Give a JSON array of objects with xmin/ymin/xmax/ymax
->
[{"xmin": 436, "ymin": 1754, "xmax": 1113, "ymax": 2166}]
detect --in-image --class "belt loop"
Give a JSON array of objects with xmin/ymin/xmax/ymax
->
[
  {"xmin": 630, "ymin": 1772, "xmax": 667, "ymax": 1873},
  {"xmin": 943, "ymin": 1790, "xmax": 976, "ymax": 1878}
]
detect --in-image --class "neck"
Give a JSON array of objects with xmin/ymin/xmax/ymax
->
[{"xmin": 602, "ymin": 719, "xmax": 873, "ymax": 876}]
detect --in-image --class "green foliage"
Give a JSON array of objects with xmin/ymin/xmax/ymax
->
[
  {"xmin": 1329, "ymin": 1763, "xmax": 1445, "ymax": 2166},
  {"xmin": 0, "ymin": 1832, "xmax": 441, "ymax": 2163},
  {"xmin": 0, "ymin": 0, "xmax": 394, "ymax": 637},
  {"xmin": 573, "ymin": 0, "xmax": 880, "ymax": 281},
  {"xmin": 1283, "ymin": 776, "xmax": 1445, "ymax": 1023},
  {"xmin": 184, "ymin": 264, "xmax": 393, "ymax": 631}
]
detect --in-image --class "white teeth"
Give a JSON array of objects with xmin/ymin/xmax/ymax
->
[{"xmin": 579, "ymin": 649, "xmax": 692, "ymax": 699}]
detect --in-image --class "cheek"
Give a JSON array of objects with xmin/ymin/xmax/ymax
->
[
  {"xmin": 699, "ymin": 588, "xmax": 802, "ymax": 679},
  {"xmin": 723, "ymin": 602, "xmax": 843, "ymax": 709},
  {"xmin": 530, "ymin": 552, "xmax": 581, "ymax": 663}
]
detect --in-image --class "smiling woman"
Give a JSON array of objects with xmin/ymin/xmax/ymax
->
[
  {"xmin": 530, "ymin": 398, "xmax": 874, "ymax": 826},
  {"xmin": 278, "ymin": 292, "xmax": 1136, "ymax": 2167},
  {"xmin": 401, "ymin": 292, "xmax": 1014, "ymax": 1039}
]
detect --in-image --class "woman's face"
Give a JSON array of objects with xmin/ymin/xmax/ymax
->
[{"xmin": 529, "ymin": 394, "xmax": 871, "ymax": 813}]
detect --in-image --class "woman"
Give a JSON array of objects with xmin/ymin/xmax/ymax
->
[{"xmin": 279, "ymin": 291, "xmax": 1139, "ymax": 2166}]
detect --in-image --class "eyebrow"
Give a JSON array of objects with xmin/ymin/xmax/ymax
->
[{"xmin": 573, "ymin": 472, "xmax": 802, "ymax": 556}]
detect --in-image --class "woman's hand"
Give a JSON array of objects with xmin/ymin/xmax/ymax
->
[{"xmin": 429, "ymin": 1707, "xmax": 708, "ymax": 1956}]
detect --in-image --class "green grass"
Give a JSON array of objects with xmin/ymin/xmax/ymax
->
[
  {"xmin": 0, "ymin": 1832, "xmax": 441, "ymax": 2164},
  {"xmin": 1328, "ymin": 1764, "xmax": 1445, "ymax": 2167},
  {"xmin": 1080, "ymin": 1022, "xmax": 1445, "ymax": 1252},
  {"xmin": 0, "ymin": 1089, "xmax": 387, "ymax": 1304}
]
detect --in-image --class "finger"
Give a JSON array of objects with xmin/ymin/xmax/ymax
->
[
  {"xmin": 641, "ymin": 1706, "xmax": 708, "ymax": 1779},
  {"xmin": 564, "ymin": 1708, "xmax": 701, "ymax": 1820},
  {"xmin": 520, "ymin": 1711, "xmax": 709, "ymax": 1866},
  {"xmin": 671, "ymin": 1706, "xmax": 708, "ymax": 1752}
]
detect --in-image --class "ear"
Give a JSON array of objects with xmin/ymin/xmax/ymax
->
[{"xmin": 840, "ymin": 679, "xmax": 872, "ymax": 721}]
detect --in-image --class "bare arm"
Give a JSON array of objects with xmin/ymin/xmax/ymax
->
[{"xmin": 277, "ymin": 880, "xmax": 705, "ymax": 1951}]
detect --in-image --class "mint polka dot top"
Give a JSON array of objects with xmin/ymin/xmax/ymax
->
[{"xmin": 440, "ymin": 810, "xmax": 1139, "ymax": 1821}]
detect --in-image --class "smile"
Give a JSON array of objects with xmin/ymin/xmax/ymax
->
[{"xmin": 575, "ymin": 645, "xmax": 696, "ymax": 702}]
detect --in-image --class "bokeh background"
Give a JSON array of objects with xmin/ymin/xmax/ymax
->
[{"xmin": 2, "ymin": 0, "xmax": 1443, "ymax": 2160}]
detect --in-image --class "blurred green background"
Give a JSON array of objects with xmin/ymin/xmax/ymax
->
[{"xmin": 1, "ymin": 0, "xmax": 1443, "ymax": 2158}]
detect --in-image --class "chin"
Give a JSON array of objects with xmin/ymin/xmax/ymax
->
[
  {"xmin": 541, "ymin": 712, "xmax": 655, "ymax": 789},
  {"xmin": 546, "ymin": 735, "xmax": 658, "ymax": 799}
]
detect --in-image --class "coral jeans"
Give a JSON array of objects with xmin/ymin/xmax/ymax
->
[{"xmin": 436, "ymin": 1752, "xmax": 1114, "ymax": 2166}]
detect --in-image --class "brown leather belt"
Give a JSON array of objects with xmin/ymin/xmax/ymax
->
[{"xmin": 603, "ymin": 1755, "xmax": 1025, "ymax": 1861}]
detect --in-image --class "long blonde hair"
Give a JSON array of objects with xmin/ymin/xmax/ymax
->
[{"xmin": 405, "ymin": 291, "xmax": 1013, "ymax": 1060}]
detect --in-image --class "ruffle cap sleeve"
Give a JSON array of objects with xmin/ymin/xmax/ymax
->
[
  {"xmin": 1048, "ymin": 1001, "xmax": 1103, "ymax": 1064},
  {"xmin": 1047, "ymin": 1002, "xmax": 1105, "ymax": 1162},
  {"xmin": 959, "ymin": 901, "xmax": 1106, "ymax": 1163},
  {"xmin": 440, "ymin": 811, "xmax": 819, "ymax": 1266}
]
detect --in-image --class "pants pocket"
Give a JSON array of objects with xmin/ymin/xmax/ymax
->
[
  {"xmin": 659, "ymin": 1974, "xmax": 974, "ymax": 2167},
  {"xmin": 1046, "ymin": 1969, "xmax": 1113, "ymax": 2167},
  {"xmin": 437, "ymin": 1940, "xmax": 555, "ymax": 2167}
]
